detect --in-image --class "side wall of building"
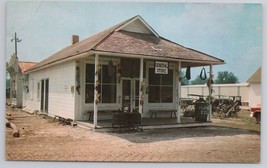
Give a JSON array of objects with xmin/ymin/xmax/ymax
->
[
  {"xmin": 24, "ymin": 61, "xmax": 76, "ymax": 119},
  {"xmin": 249, "ymin": 83, "xmax": 261, "ymax": 107}
]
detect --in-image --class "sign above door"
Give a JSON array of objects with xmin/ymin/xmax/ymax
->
[{"xmin": 154, "ymin": 61, "xmax": 168, "ymax": 74}]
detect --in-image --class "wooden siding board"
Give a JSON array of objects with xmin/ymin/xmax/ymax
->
[{"xmin": 24, "ymin": 61, "xmax": 76, "ymax": 119}]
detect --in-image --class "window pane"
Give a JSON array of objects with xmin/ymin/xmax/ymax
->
[
  {"xmin": 102, "ymin": 65, "xmax": 117, "ymax": 84},
  {"xmin": 148, "ymin": 86, "xmax": 160, "ymax": 103},
  {"xmin": 85, "ymin": 84, "xmax": 94, "ymax": 103},
  {"xmin": 102, "ymin": 85, "xmax": 116, "ymax": 103},
  {"xmin": 162, "ymin": 70, "xmax": 173, "ymax": 85},
  {"xmin": 149, "ymin": 68, "xmax": 160, "ymax": 85},
  {"xmin": 86, "ymin": 64, "xmax": 95, "ymax": 83},
  {"xmin": 161, "ymin": 86, "xmax": 173, "ymax": 103}
]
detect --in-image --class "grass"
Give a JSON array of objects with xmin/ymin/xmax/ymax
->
[{"xmin": 212, "ymin": 109, "xmax": 261, "ymax": 133}]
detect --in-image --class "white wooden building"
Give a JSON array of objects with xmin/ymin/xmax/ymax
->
[
  {"xmin": 7, "ymin": 54, "xmax": 37, "ymax": 107},
  {"xmin": 23, "ymin": 16, "xmax": 224, "ymax": 128},
  {"xmin": 247, "ymin": 67, "xmax": 261, "ymax": 106}
]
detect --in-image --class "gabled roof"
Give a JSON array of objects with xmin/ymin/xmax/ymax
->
[
  {"xmin": 115, "ymin": 15, "xmax": 159, "ymax": 37},
  {"xmin": 26, "ymin": 15, "xmax": 224, "ymax": 72},
  {"xmin": 247, "ymin": 67, "xmax": 261, "ymax": 83},
  {"xmin": 94, "ymin": 31, "xmax": 224, "ymax": 65},
  {"xmin": 18, "ymin": 62, "xmax": 37, "ymax": 73}
]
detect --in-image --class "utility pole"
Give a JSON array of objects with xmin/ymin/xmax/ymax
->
[{"xmin": 11, "ymin": 32, "xmax": 22, "ymax": 57}]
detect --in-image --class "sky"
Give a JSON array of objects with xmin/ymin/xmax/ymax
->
[{"xmin": 5, "ymin": 1, "xmax": 262, "ymax": 82}]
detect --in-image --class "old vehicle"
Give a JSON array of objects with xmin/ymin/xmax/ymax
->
[{"xmin": 250, "ymin": 104, "xmax": 261, "ymax": 124}]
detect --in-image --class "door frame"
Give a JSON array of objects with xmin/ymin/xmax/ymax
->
[
  {"xmin": 121, "ymin": 77, "xmax": 139, "ymax": 113},
  {"xmin": 40, "ymin": 78, "xmax": 49, "ymax": 113}
]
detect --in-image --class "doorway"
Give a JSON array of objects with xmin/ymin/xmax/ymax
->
[
  {"xmin": 122, "ymin": 78, "xmax": 139, "ymax": 113},
  {"xmin": 40, "ymin": 79, "xmax": 49, "ymax": 113}
]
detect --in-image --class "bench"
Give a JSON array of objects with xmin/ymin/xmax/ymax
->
[
  {"xmin": 149, "ymin": 110, "xmax": 177, "ymax": 118},
  {"xmin": 53, "ymin": 115, "xmax": 74, "ymax": 125},
  {"xmin": 86, "ymin": 110, "xmax": 117, "ymax": 121}
]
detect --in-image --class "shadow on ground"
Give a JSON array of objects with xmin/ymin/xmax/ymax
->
[{"xmin": 106, "ymin": 125, "xmax": 260, "ymax": 143}]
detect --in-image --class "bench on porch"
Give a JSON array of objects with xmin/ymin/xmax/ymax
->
[
  {"xmin": 53, "ymin": 115, "xmax": 74, "ymax": 125},
  {"xmin": 149, "ymin": 109, "xmax": 177, "ymax": 118},
  {"xmin": 86, "ymin": 110, "xmax": 117, "ymax": 121}
]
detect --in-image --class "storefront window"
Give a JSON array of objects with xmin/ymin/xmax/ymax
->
[
  {"xmin": 85, "ymin": 64, "xmax": 117, "ymax": 103},
  {"xmin": 148, "ymin": 68, "xmax": 173, "ymax": 103}
]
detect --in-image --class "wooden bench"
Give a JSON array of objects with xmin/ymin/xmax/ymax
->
[
  {"xmin": 149, "ymin": 110, "xmax": 177, "ymax": 118},
  {"xmin": 86, "ymin": 110, "xmax": 117, "ymax": 121},
  {"xmin": 53, "ymin": 115, "xmax": 73, "ymax": 125}
]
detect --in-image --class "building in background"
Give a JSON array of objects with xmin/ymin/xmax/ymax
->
[
  {"xmin": 247, "ymin": 67, "xmax": 261, "ymax": 107},
  {"xmin": 7, "ymin": 53, "xmax": 37, "ymax": 107},
  {"xmin": 181, "ymin": 67, "xmax": 262, "ymax": 107}
]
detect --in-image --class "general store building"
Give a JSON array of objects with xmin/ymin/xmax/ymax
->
[{"xmin": 24, "ymin": 16, "xmax": 224, "ymax": 128}]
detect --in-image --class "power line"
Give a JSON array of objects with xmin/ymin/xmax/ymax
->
[{"xmin": 19, "ymin": 2, "xmax": 43, "ymax": 32}]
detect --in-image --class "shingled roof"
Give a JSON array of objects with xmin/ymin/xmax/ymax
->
[
  {"xmin": 18, "ymin": 62, "xmax": 37, "ymax": 73},
  {"xmin": 26, "ymin": 15, "xmax": 224, "ymax": 72}
]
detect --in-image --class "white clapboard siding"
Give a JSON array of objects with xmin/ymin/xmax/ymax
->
[{"xmin": 24, "ymin": 61, "xmax": 76, "ymax": 119}]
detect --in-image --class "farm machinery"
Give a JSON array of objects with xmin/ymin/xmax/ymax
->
[
  {"xmin": 212, "ymin": 96, "xmax": 241, "ymax": 118},
  {"xmin": 181, "ymin": 94, "xmax": 209, "ymax": 121},
  {"xmin": 181, "ymin": 94, "xmax": 242, "ymax": 118}
]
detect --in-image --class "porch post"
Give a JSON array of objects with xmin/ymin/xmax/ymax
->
[
  {"xmin": 94, "ymin": 54, "xmax": 99, "ymax": 128},
  {"xmin": 176, "ymin": 61, "xmax": 181, "ymax": 123},
  {"xmin": 208, "ymin": 64, "xmax": 213, "ymax": 122},
  {"xmin": 139, "ymin": 57, "xmax": 144, "ymax": 114}
]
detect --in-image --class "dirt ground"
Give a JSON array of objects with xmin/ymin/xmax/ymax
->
[{"xmin": 5, "ymin": 105, "xmax": 260, "ymax": 163}]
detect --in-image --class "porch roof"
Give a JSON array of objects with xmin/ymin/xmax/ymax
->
[{"xmin": 26, "ymin": 15, "xmax": 224, "ymax": 72}]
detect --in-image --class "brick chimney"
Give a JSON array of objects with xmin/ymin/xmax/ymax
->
[{"xmin": 72, "ymin": 35, "xmax": 79, "ymax": 45}]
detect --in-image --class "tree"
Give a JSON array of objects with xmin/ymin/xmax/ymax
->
[
  {"xmin": 190, "ymin": 76, "xmax": 208, "ymax": 85},
  {"xmin": 215, "ymin": 71, "xmax": 239, "ymax": 84}
]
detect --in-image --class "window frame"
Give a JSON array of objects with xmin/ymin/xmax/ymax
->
[
  {"xmin": 37, "ymin": 81, "xmax": 41, "ymax": 100},
  {"xmin": 85, "ymin": 63, "xmax": 117, "ymax": 104},
  {"xmin": 148, "ymin": 68, "xmax": 174, "ymax": 103}
]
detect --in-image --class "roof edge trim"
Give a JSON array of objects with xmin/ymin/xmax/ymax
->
[{"xmin": 115, "ymin": 15, "xmax": 159, "ymax": 38}]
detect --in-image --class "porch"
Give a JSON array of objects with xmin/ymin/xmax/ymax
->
[{"xmin": 76, "ymin": 117, "xmax": 212, "ymax": 131}]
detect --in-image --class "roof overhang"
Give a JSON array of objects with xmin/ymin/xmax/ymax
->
[
  {"xmin": 25, "ymin": 49, "xmax": 224, "ymax": 73},
  {"xmin": 92, "ymin": 50, "xmax": 225, "ymax": 68},
  {"xmin": 25, "ymin": 51, "xmax": 93, "ymax": 73}
]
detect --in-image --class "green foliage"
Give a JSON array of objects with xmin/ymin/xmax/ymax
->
[
  {"xmin": 6, "ymin": 62, "xmax": 10, "ymax": 88},
  {"xmin": 190, "ymin": 76, "xmax": 208, "ymax": 85},
  {"xmin": 215, "ymin": 71, "xmax": 239, "ymax": 84},
  {"xmin": 190, "ymin": 70, "xmax": 239, "ymax": 85}
]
